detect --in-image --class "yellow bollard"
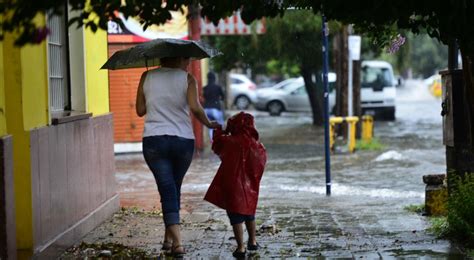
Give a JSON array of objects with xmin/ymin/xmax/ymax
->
[
  {"xmin": 345, "ymin": 116, "xmax": 359, "ymax": 153},
  {"xmin": 362, "ymin": 115, "xmax": 374, "ymax": 142},
  {"xmin": 329, "ymin": 117, "xmax": 343, "ymax": 151},
  {"xmin": 329, "ymin": 122, "xmax": 334, "ymax": 150},
  {"xmin": 329, "ymin": 116, "xmax": 359, "ymax": 153}
]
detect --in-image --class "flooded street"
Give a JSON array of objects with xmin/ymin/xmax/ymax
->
[{"xmin": 81, "ymin": 80, "xmax": 465, "ymax": 258}]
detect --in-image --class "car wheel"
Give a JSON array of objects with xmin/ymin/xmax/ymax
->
[
  {"xmin": 234, "ymin": 95, "xmax": 251, "ymax": 110},
  {"xmin": 386, "ymin": 110, "xmax": 396, "ymax": 121},
  {"xmin": 383, "ymin": 107, "xmax": 396, "ymax": 121},
  {"xmin": 267, "ymin": 101, "xmax": 284, "ymax": 116}
]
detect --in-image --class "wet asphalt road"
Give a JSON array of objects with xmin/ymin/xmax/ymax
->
[{"xmin": 76, "ymin": 80, "xmax": 466, "ymax": 258}]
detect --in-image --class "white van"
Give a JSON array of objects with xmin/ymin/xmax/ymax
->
[{"xmin": 360, "ymin": 60, "xmax": 397, "ymax": 120}]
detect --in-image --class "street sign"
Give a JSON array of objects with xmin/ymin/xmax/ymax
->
[{"xmin": 348, "ymin": 35, "xmax": 361, "ymax": 61}]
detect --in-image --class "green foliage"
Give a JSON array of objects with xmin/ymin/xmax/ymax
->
[
  {"xmin": 468, "ymin": 249, "xmax": 474, "ymax": 257},
  {"xmin": 355, "ymin": 138, "xmax": 385, "ymax": 151},
  {"xmin": 446, "ymin": 174, "xmax": 474, "ymax": 247},
  {"xmin": 425, "ymin": 174, "xmax": 474, "ymax": 249},
  {"xmin": 264, "ymin": 10, "xmax": 323, "ymax": 71},
  {"xmin": 363, "ymin": 32, "xmax": 448, "ymax": 78},
  {"xmin": 266, "ymin": 59, "xmax": 300, "ymax": 77},
  {"xmin": 404, "ymin": 204, "xmax": 425, "ymax": 214},
  {"xmin": 429, "ymin": 216, "xmax": 449, "ymax": 238},
  {"xmin": 408, "ymin": 33, "xmax": 448, "ymax": 77},
  {"xmin": 207, "ymin": 9, "xmax": 323, "ymax": 75},
  {"xmin": 204, "ymin": 33, "xmax": 265, "ymax": 72},
  {"xmin": 4, "ymin": 0, "xmax": 474, "ymax": 57}
]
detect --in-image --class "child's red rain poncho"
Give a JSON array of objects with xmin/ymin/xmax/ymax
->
[{"xmin": 204, "ymin": 112, "xmax": 267, "ymax": 215}]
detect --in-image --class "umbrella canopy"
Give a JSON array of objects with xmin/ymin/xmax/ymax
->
[{"xmin": 101, "ymin": 38, "xmax": 222, "ymax": 70}]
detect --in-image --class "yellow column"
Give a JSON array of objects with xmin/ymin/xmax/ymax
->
[
  {"xmin": 3, "ymin": 35, "xmax": 34, "ymax": 255},
  {"xmin": 0, "ymin": 41, "xmax": 6, "ymax": 136},
  {"xmin": 84, "ymin": 28, "xmax": 110, "ymax": 115},
  {"xmin": 21, "ymin": 42, "xmax": 48, "ymax": 129}
]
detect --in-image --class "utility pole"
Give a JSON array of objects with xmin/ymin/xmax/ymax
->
[
  {"xmin": 333, "ymin": 26, "xmax": 349, "ymax": 137},
  {"xmin": 347, "ymin": 35, "xmax": 361, "ymax": 116},
  {"xmin": 322, "ymin": 16, "xmax": 331, "ymax": 196},
  {"xmin": 188, "ymin": 4, "xmax": 204, "ymax": 149},
  {"xmin": 353, "ymin": 59, "xmax": 362, "ymax": 137}
]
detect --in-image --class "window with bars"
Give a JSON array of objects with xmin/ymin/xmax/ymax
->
[{"xmin": 47, "ymin": 6, "xmax": 71, "ymax": 112}]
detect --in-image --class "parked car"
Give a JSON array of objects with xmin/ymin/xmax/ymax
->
[
  {"xmin": 229, "ymin": 73, "xmax": 257, "ymax": 110},
  {"xmin": 360, "ymin": 60, "xmax": 397, "ymax": 120},
  {"xmin": 269, "ymin": 77, "xmax": 300, "ymax": 90},
  {"xmin": 256, "ymin": 61, "xmax": 397, "ymax": 120},
  {"xmin": 255, "ymin": 73, "xmax": 336, "ymax": 116}
]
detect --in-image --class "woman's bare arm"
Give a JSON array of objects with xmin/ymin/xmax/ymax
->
[
  {"xmin": 187, "ymin": 74, "xmax": 221, "ymax": 129},
  {"xmin": 136, "ymin": 72, "xmax": 147, "ymax": 117}
]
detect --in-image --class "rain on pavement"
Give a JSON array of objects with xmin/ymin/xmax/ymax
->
[{"xmin": 74, "ymin": 80, "xmax": 465, "ymax": 258}]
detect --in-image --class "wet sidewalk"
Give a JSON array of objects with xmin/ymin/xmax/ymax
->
[{"xmin": 62, "ymin": 81, "xmax": 466, "ymax": 258}]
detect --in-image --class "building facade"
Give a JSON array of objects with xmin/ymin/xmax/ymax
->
[{"xmin": 0, "ymin": 10, "xmax": 118, "ymax": 259}]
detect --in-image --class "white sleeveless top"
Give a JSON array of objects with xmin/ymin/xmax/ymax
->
[{"xmin": 142, "ymin": 67, "xmax": 194, "ymax": 139}]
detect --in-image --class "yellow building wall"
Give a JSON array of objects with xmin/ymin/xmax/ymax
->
[
  {"xmin": 84, "ymin": 28, "xmax": 110, "ymax": 115},
  {"xmin": 1, "ymin": 15, "xmax": 48, "ymax": 253},
  {"xmin": 3, "ymin": 35, "xmax": 34, "ymax": 253},
  {"xmin": 0, "ymin": 41, "xmax": 6, "ymax": 136},
  {"xmin": 21, "ymin": 43, "xmax": 49, "ymax": 129}
]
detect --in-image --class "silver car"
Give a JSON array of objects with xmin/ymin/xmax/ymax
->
[
  {"xmin": 255, "ymin": 73, "xmax": 336, "ymax": 116},
  {"xmin": 229, "ymin": 73, "xmax": 258, "ymax": 110}
]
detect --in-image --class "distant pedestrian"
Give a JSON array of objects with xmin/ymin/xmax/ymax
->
[
  {"xmin": 204, "ymin": 112, "xmax": 267, "ymax": 258},
  {"xmin": 135, "ymin": 57, "xmax": 221, "ymax": 257},
  {"xmin": 203, "ymin": 72, "xmax": 225, "ymax": 140}
]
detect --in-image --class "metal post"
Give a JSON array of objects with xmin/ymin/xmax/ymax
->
[
  {"xmin": 348, "ymin": 57, "xmax": 353, "ymax": 117},
  {"xmin": 322, "ymin": 16, "xmax": 331, "ymax": 196}
]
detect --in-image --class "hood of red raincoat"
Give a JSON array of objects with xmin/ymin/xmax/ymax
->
[{"xmin": 225, "ymin": 112, "xmax": 259, "ymax": 140}]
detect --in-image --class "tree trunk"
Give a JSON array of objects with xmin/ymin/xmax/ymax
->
[
  {"xmin": 353, "ymin": 60, "xmax": 362, "ymax": 138},
  {"xmin": 332, "ymin": 27, "xmax": 349, "ymax": 136},
  {"xmin": 459, "ymin": 47, "xmax": 474, "ymax": 148},
  {"xmin": 301, "ymin": 68, "xmax": 324, "ymax": 126}
]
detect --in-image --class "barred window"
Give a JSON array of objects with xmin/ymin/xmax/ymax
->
[{"xmin": 47, "ymin": 6, "xmax": 70, "ymax": 112}]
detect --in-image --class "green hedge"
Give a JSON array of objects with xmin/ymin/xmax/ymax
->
[{"xmin": 447, "ymin": 174, "xmax": 474, "ymax": 247}]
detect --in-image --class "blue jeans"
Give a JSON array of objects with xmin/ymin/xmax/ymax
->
[
  {"xmin": 204, "ymin": 108, "xmax": 224, "ymax": 140},
  {"xmin": 142, "ymin": 135, "xmax": 195, "ymax": 226}
]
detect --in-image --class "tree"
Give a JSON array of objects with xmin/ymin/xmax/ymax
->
[
  {"xmin": 406, "ymin": 33, "xmax": 448, "ymax": 78},
  {"xmin": 267, "ymin": 10, "xmax": 325, "ymax": 124},
  {"xmin": 204, "ymin": 33, "xmax": 265, "ymax": 73},
  {"xmin": 362, "ymin": 32, "xmax": 448, "ymax": 78},
  {"xmin": 205, "ymin": 10, "xmax": 325, "ymax": 125}
]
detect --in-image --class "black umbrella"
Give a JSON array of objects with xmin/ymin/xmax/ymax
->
[{"xmin": 101, "ymin": 38, "xmax": 222, "ymax": 70}]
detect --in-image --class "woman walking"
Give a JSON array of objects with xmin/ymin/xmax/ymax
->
[{"xmin": 135, "ymin": 57, "xmax": 220, "ymax": 257}]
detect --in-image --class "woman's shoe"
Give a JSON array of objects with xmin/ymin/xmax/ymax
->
[
  {"xmin": 171, "ymin": 244, "xmax": 186, "ymax": 258},
  {"xmin": 247, "ymin": 242, "xmax": 260, "ymax": 251},
  {"xmin": 161, "ymin": 240, "xmax": 172, "ymax": 251},
  {"xmin": 232, "ymin": 249, "xmax": 246, "ymax": 258}
]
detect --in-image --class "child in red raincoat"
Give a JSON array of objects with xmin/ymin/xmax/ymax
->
[{"xmin": 204, "ymin": 112, "xmax": 267, "ymax": 257}]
